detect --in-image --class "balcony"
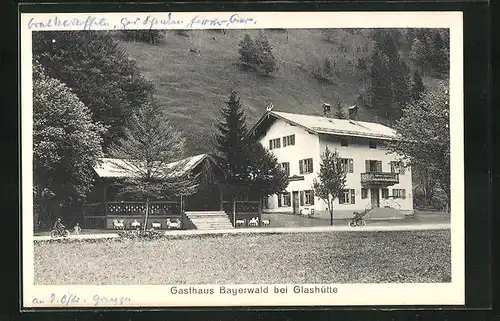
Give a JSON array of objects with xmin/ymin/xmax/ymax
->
[{"xmin": 361, "ymin": 172, "xmax": 399, "ymax": 187}]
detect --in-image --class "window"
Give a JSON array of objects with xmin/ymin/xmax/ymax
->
[
  {"xmin": 283, "ymin": 192, "xmax": 291, "ymax": 206},
  {"xmin": 361, "ymin": 188, "xmax": 368, "ymax": 199},
  {"xmin": 339, "ymin": 189, "xmax": 355, "ymax": 204},
  {"xmin": 262, "ymin": 197, "xmax": 269, "ymax": 209},
  {"xmin": 300, "ymin": 190, "xmax": 315, "ymax": 206},
  {"xmin": 269, "ymin": 138, "xmax": 281, "ymax": 150},
  {"xmin": 279, "ymin": 192, "xmax": 291, "ymax": 207},
  {"xmin": 392, "ymin": 189, "xmax": 406, "ymax": 199},
  {"xmin": 283, "ymin": 134, "xmax": 295, "ymax": 147},
  {"xmin": 390, "ymin": 161, "xmax": 406, "ymax": 175},
  {"xmin": 382, "ymin": 188, "xmax": 389, "ymax": 199},
  {"xmin": 281, "ymin": 162, "xmax": 290, "ymax": 177},
  {"xmin": 340, "ymin": 138, "xmax": 349, "ymax": 146},
  {"xmin": 299, "ymin": 158, "xmax": 314, "ymax": 174},
  {"xmin": 365, "ymin": 160, "xmax": 382, "ymax": 172},
  {"xmin": 369, "ymin": 140, "xmax": 377, "ymax": 149},
  {"xmin": 340, "ymin": 158, "xmax": 354, "ymax": 173}
]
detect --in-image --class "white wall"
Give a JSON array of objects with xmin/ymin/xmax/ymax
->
[
  {"xmin": 260, "ymin": 121, "xmax": 413, "ymax": 218},
  {"xmin": 317, "ymin": 135, "xmax": 414, "ymax": 217},
  {"xmin": 259, "ymin": 119, "xmax": 320, "ymax": 214}
]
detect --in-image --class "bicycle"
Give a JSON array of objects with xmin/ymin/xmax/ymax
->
[
  {"xmin": 50, "ymin": 227, "xmax": 70, "ymax": 238},
  {"xmin": 348, "ymin": 212, "xmax": 367, "ymax": 227}
]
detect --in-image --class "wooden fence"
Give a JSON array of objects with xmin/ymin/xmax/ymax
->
[{"xmin": 223, "ymin": 200, "xmax": 262, "ymax": 227}]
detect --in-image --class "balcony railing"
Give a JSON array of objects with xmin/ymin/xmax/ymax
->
[
  {"xmin": 361, "ymin": 172, "xmax": 399, "ymax": 186},
  {"xmin": 84, "ymin": 201, "xmax": 181, "ymax": 216}
]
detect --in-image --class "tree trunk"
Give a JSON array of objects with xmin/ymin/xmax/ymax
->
[
  {"xmin": 144, "ymin": 198, "xmax": 150, "ymax": 233},
  {"xmin": 329, "ymin": 200, "xmax": 334, "ymax": 226}
]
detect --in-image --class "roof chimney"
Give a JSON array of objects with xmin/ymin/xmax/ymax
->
[
  {"xmin": 347, "ymin": 105, "xmax": 359, "ymax": 120},
  {"xmin": 323, "ymin": 103, "xmax": 331, "ymax": 117}
]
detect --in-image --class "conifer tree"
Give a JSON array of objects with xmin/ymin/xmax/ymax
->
[
  {"xmin": 369, "ymin": 30, "xmax": 411, "ymax": 122},
  {"xmin": 215, "ymin": 91, "xmax": 249, "ymax": 186},
  {"xmin": 109, "ymin": 101, "xmax": 198, "ymax": 232},
  {"xmin": 238, "ymin": 34, "xmax": 257, "ymax": 66},
  {"xmin": 254, "ymin": 31, "xmax": 277, "ymax": 75},
  {"xmin": 411, "ymin": 69, "xmax": 426, "ymax": 101},
  {"xmin": 214, "ymin": 91, "xmax": 288, "ymax": 200}
]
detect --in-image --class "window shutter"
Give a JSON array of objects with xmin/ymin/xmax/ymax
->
[
  {"xmin": 269, "ymin": 140, "xmax": 273, "ymax": 150},
  {"xmin": 350, "ymin": 189, "xmax": 355, "ymax": 204},
  {"xmin": 339, "ymin": 191, "xmax": 345, "ymax": 204},
  {"xmin": 310, "ymin": 190, "xmax": 315, "ymax": 205},
  {"xmin": 292, "ymin": 135, "xmax": 295, "ymax": 145},
  {"xmin": 349, "ymin": 159, "xmax": 353, "ymax": 173},
  {"xmin": 402, "ymin": 189, "xmax": 406, "ymax": 199},
  {"xmin": 300, "ymin": 191, "xmax": 304, "ymax": 206},
  {"xmin": 309, "ymin": 159, "xmax": 314, "ymax": 173},
  {"xmin": 277, "ymin": 194, "xmax": 282, "ymax": 207},
  {"xmin": 365, "ymin": 160, "xmax": 370, "ymax": 172},
  {"xmin": 390, "ymin": 162, "xmax": 394, "ymax": 173},
  {"xmin": 377, "ymin": 161, "xmax": 382, "ymax": 172},
  {"xmin": 299, "ymin": 160, "xmax": 304, "ymax": 174}
]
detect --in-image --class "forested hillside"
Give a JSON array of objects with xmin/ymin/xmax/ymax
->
[{"xmin": 116, "ymin": 28, "xmax": 449, "ymax": 155}]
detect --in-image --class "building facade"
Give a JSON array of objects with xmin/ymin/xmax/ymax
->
[{"xmin": 251, "ymin": 109, "xmax": 413, "ymax": 220}]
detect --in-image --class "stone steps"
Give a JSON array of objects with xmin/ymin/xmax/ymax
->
[{"xmin": 184, "ymin": 211, "xmax": 234, "ymax": 230}]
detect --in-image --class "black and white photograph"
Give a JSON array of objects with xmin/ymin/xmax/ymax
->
[{"xmin": 21, "ymin": 11, "xmax": 464, "ymax": 307}]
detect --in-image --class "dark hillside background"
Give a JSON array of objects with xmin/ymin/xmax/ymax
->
[{"xmin": 117, "ymin": 28, "xmax": 448, "ymax": 155}]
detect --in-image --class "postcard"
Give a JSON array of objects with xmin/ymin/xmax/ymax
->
[{"xmin": 21, "ymin": 10, "xmax": 464, "ymax": 308}]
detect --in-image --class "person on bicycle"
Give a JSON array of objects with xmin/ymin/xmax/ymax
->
[
  {"xmin": 353, "ymin": 211, "xmax": 365, "ymax": 222},
  {"xmin": 53, "ymin": 218, "xmax": 65, "ymax": 231}
]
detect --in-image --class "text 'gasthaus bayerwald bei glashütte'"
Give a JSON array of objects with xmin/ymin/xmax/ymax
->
[
  {"xmin": 170, "ymin": 285, "xmax": 339, "ymax": 296},
  {"xmin": 26, "ymin": 13, "xmax": 257, "ymax": 31}
]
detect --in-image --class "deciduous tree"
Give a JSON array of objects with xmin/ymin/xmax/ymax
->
[
  {"xmin": 313, "ymin": 147, "xmax": 347, "ymax": 225},
  {"xmin": 32, "ymin": 31, "xmax": 155, "ymax": 151},
  {"xmin": 33, "ymin": 61, "xmax": 106, "ymax": 226},
  {"xmin": 386, "ymin": 82, "xmax": 450, "ymax": 211},
  {"xmin": 245, "ymin": 141, "xmax": 289, "ymax": 200}
]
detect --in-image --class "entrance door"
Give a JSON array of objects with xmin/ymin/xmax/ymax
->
[
  {"xmin": 292, "ymin": 191, "xmax": 300, "ymax": 214},
  {"xmin": 370, "ymin": 188, "xmax": 380, "ymax": 208}
]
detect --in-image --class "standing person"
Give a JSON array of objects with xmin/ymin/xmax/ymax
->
[{"xmin": 73, "ymin": 223, "xmax": 81, "ymax": 235}]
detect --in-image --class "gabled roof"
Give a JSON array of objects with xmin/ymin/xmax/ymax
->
[
  {"xmin": 251, "ymin": 111, "xmax": 397, "ymax": 140},
  {"xmin": 93, "ymin": 154, "xmax": 218, "ymax": 179}
]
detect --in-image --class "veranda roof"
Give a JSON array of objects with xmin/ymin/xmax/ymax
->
[{"xmin": 93, "ymin": 154, "xmax": 209, "ymax": 179}]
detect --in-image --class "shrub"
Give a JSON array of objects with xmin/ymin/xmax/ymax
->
[
  {"xmin": 312, "ymin": 57, "xmax": 335, "ymax": 84},
  {"xmin": 175, "ymin": 30, "xmax": 190, "ymax": 38},
  {"xmin": 118, "ymin": 229, "xmax": 164, "ymax": 240},
  {"xmin": 121, "ymin": 30, "xmax": 164, "ymax": 44}
]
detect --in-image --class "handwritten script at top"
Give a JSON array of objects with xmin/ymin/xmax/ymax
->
[{"xmin": 27, "ymin": 13, "xmax": 257, "ymax": 31}]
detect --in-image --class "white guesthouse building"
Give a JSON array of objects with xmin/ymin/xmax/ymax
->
[{"xmin": 251, "ymin": 106, "xmax": 413, "ymax": 220}]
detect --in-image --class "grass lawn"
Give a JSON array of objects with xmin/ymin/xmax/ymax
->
[{"xmin": 34, "ymin": 230, "xmax": 451, "ymax": 285}]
